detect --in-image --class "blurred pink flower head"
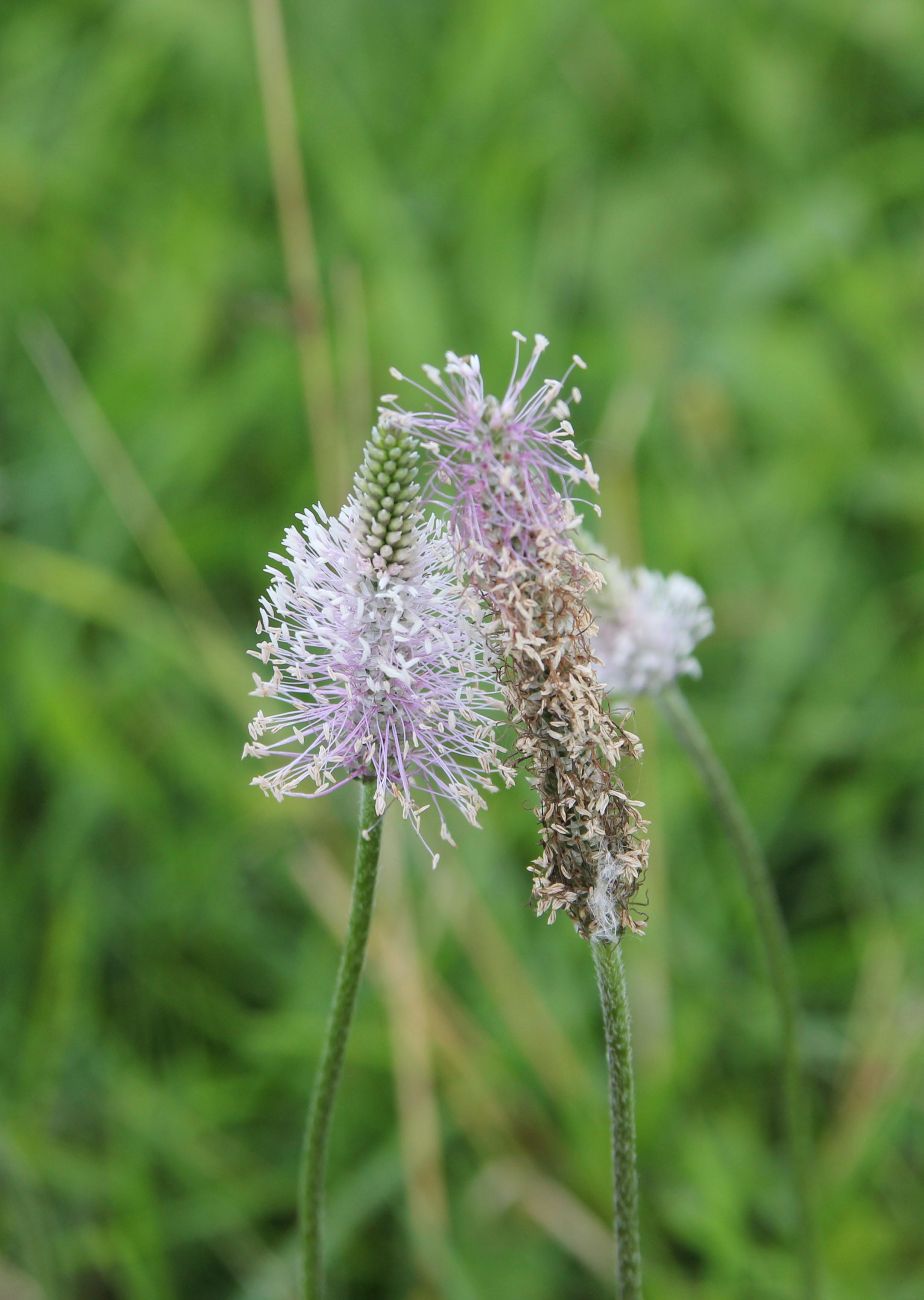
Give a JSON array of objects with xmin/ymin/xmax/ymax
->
[{"xmin": 594, "ymin": 560, "xmax": 714, "ymax": 698}]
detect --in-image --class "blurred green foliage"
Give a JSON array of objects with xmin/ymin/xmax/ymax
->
[{"xmin": 2, "ymin": 0, "xmax": 923, "ymax": 1296}]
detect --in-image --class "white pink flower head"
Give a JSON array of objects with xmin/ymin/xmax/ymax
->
[
  {"xmin": 593, "ymin": 559, "xmax": 714, "ymax": 698},
  {"xmin": 244, "ymin": 424, "xmax": 510, "ymax": 864}
]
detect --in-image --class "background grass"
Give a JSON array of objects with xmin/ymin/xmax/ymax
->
[{"xmin": 2, "ymin": 0, "xmax": 923, "ymax": 1296}]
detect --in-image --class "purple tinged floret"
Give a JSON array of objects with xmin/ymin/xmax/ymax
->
[{"xmin": 380, "ymin": 332, "xmax": 598, "ymax": 557}]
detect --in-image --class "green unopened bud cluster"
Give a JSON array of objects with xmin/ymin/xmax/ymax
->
[{"xmin": 353, "ymin": 424, "xmax": 421, "ymax": 570}]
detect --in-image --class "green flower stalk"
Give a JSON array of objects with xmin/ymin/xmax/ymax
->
[
  {"xmin": 657, "ymin": 685, "xmax": 818, "ymax": 1300},
  {"xmin": 594, "ymin": 939, "xmax": 643, "ymax": 1300},
  {"xmin": 299, "ymin": 780, "xmax": 382, "ymax": 1297}
]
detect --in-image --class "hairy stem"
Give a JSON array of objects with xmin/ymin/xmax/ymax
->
[
  {"xmin": 299, "ymin": 780, "xmax": 383, "ymax": 1298},
  {"xmin": 657, "ymin": 685, "xmax": 819, "ymax": 1299},
  {"xmin": 593, "ymin": 938, "xmax": 643, "ymax": 1300}
]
